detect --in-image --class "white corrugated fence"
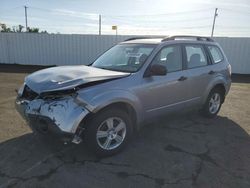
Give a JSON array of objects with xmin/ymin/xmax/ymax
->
[{"xmin": 0, "ymin": 33, "xmax": 249, "ymax": 74}]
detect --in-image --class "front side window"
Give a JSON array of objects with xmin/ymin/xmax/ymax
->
[
  {"xmin": 207, "ymin": 45, "xmax": 224, "ymax": 64},
  {"xmin": 185, "ymin": 45, "xmax": 208, "ymax": 69},
  {"xmin": 151, "ymin": 45, "xmax": 182, "ymax": 72},
  {"xmin": 92, "ymin": 44, "xmax": 156, "ymax": 72}
]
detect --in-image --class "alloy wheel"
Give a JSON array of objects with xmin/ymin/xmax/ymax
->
[
  {"xmin": 96, "ymin": 117, "xmax": 126, "ymax": 150},
  {"xmin": 209, "ymin": 93, "xmax": 221, "ymax": 114}
]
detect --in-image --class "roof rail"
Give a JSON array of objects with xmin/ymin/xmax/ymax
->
[
  {"xmin": 162, "ymin": 35, "xmax": 214, "ymax": 42},
  {"xmin": 124, "ymin": 36, "xmax": 164, "ymax": 41}
]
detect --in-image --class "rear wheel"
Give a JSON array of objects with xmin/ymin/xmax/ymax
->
[
  {"xmin": 202, "ymin": 88, "xmax": 223, "ymax": 118},
  {"xmin": 85, "ymin": 108, "xmax": 132, "ymax": 157}
]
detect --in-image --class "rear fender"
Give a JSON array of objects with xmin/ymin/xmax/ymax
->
[{"xmin": 202, "ymin": 75, "xmax": 229, "ymax": 104}]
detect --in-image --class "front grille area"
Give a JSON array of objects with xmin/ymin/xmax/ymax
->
[{"xmin": 22, "ymin": 85, "xmax": 38, "ymax": 100}]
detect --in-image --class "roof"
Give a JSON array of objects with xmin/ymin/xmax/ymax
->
[
  {"xmin": 121, "ymin": 35, "xmax": 215, "ymax": 45},
  {"xmin": 121, "ymin": 38, "xmax": 163, "ymax": 44}
]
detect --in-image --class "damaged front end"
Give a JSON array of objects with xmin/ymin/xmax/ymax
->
[{"xmin": 15, "ymin": 84, "xmax": 90, "ymax": 143}]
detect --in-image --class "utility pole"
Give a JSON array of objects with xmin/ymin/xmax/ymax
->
[
  {"xmin": 211, "ymin": 8, "xmax": 218, "ymax": 37},
  {"xmin": 24, "ymin": 6, "xmax": 28, "ymax": 32},
  {"xmin": 99, "ymin": 14, "xmax": 101, "ymax": 35}
]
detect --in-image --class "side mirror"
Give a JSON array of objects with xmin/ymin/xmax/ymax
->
[{"xmin": 146, "ymin": 64, "xmax": 167, "ymax": 77}]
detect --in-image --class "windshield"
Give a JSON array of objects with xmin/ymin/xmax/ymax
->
[{"xmin": 92, "ymin": 44, "xmax": 156, "ymax": 72}]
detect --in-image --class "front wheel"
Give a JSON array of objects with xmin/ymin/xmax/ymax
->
[
  {"xmin": 85, "ymin": 108, "xmax": 132, "ymax": 157},
  {"xmin": 202, "ymin": 88, "xmax": 223, "ymax": 118}
]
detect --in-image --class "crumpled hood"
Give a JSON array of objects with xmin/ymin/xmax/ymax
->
[{"xmin": 25, "ymin": 65, "xmax": 130, "ymax": 94}]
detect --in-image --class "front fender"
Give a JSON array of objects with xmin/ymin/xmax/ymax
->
[{"xmin": 76, "ymin": 89, "xmax": 144, "ymax": 124}]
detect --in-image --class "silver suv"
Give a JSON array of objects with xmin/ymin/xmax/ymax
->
[{"xmin": 16, "ymin": 35, "xmax": 231, "ymax": 156}]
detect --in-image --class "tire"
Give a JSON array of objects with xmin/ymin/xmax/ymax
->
[
  {"xmin": 201, "ymin": 88, "xmax": 223, "ymax": 118},
  {"xmin": 84, "ymin": 108, "xmax": 133, "ymax": 157}
]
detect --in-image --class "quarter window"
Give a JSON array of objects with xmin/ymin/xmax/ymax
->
[
  {"xmin": 208, "ymin": 45, "xmax": 224, "ymax": 63},
  {"xmin": 152, "ymin": 45, "xmax": 182, "ymax": 72},
  {"xmin": 185, "ymin": 45, "xmax": 208, "ymax": 68}
]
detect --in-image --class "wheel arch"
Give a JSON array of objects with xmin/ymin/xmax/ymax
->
[
  {"xmin": 212, "ymin": 83, "xmax": 226, "ymax": 102},
  {"xmin": 203, "ymin": 81, "xmax": 226, "ymax": 105},
  {"xmin": 79, "ymin": 101, "xmax": 139, "ymax": 132}
]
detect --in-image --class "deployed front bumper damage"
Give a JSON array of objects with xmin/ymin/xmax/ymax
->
[{"xmin": 15, "ymin": 95, "xmax": 90, "ymax": 142}]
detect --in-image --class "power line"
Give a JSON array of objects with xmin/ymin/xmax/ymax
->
[
  {"xmin": 217, "ymin": 26, "xmax": 250, "ymax": 29},
  {"xmin": 37, "ymin": 24, "xmax": 211, "ymax": 28},
  {"xmin": 1, "ymin": 6, "xmax": 249, "ymax": 37},
  {"xmin": 220, "ymin": 8, "xmax": 250, "ymax": 15},
  {"xmin": 103, "ymin": 16, "xmax": 213, "ymax": 25},
  {"xmin": 0, "ymin": 6, "xmax": 22, "ymax": 14},
  {"xmin": 27, "ymin": 6, "xmax": 213, "ymax": 18},
  {"xmin": 104, "ymin": 8, "xmax": 214, "ymax": 17},
  {"xmin": 27, "ymin": 6, "xmax": 53, "ymax": 12}
]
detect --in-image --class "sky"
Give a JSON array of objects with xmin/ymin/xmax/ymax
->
[{"xmin": 0, "ymin": 0, "xmax": 250, "ymax": 37}]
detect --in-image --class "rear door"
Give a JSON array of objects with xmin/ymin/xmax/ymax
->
[{"xmin": 184, "ymin": 44, "xmax": 212, "ymax": 103}]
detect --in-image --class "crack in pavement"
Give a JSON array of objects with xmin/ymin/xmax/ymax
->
[
  {"xmin": 0, "ymin": 162, "xmax": 65, "ymax": 188},
  {"xmin": 0, "ymin": 123, "xmax": 246, "ymax": 188},
  {"xmin": 55, "ymin": 153, "xmax": 131, "ymax": 168},
  {"xmin": 156, "ymin": 117, "xmax": 208, "ymax": 134},
  {"xmin": 164, "ymin": 143, "xmax": 245, "ymax": 184},
  {"xmin": 191, "ymin": 161, "xmax": 203, "ymax": 186},
  {"xmin": 164, "ymin": 143, "xmax": 218, "ymax": 166},
  {"xmin": 0, "ymin": 171, "xmax": 25, "ymax": 182},
  {"xmin": 0, "ymin": 147, "xmax": 70, "ymax": 188},
  {"xmin": 114, "ymin": 171, "xmax": 192, "ymax": 187},
  {"xmin": 0, "ymin": 148, "xmax": 131, "ymax": 188},
  {"xmin": 0, "ymin": 146, "xmax": 247, "ymax": 188},
  {"xmin": 165, "ymin": 126, "xmax": 206, "ymax": 134},
  {"xmin": 187, "ymin": 118, "xmax": 211, "ymax": 127},
  {"xmin": 163, "ymin": 142, "xmax": 217, "ymax": 186}
]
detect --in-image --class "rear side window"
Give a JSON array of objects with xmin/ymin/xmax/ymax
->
[
  {"xmin": 185, "ymin": 45, "xmax": 208, "ymax": 69},
  {"xmin": 207, "ymin": 45, "xmax": 224, "ymax": 64}
]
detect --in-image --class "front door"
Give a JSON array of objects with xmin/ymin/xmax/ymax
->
[{"xmin": 139, "ymin": 44, "xmax": 190, "ymax": 118}]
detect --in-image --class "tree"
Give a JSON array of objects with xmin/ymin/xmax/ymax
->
[
  {"xmin": 0, "ymin": 23, "xmax": 11, "ymax": 32},
  {"xmin": 27, "ymin": 27, "xmax": 39, "ymax": 33},
  {"xmin": 12, "ymin": 25, "xmax": 24, "ymax": 32},
  {"xmin": 0, "ymin": 23, "xmax": 47, "ymax": 33}
]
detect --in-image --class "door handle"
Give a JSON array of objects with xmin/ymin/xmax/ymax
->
[
  {"xmin": 178, "ymin": 76, "xmax": 187, "ymax": 81},
  {"xmin": 208, "ymin": 70, "xmax": 215, "ymax": 75}
]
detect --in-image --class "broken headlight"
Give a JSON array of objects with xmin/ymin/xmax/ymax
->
[
  {"xmin": 17, "ymin": 83, "xmax": 25, "ymax": 96},
  {"xmin": 39, "ymin": 89, "xmax": 77, "ymax": 100}
]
